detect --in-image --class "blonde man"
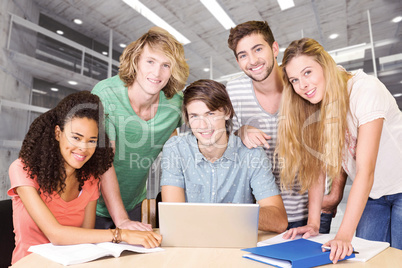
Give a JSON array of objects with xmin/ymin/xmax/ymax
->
[{"xmin": 92, "ymin": 27, "xmax": 189, "ymax": 231}]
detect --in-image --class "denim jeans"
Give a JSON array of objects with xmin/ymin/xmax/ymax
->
[
  {"xmin": 356, "ymin": 193, "xmax": 402, "ymax": 249},
  {"xmin": 319, "ymin": 212, "xmax": 333, "ymax": 234},
  {"xmin": 94, "ymin": 201, "xmax": 142, "ymax": 229},
  {"xmin": 287, "ymin": 218, "xmax": 307, "ymax": 230},
  {"xmin": 287, "ymin": 214, "xmax": 332, "ymax": 233}
]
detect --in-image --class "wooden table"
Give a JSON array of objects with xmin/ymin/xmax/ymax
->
[{"xmin": 11, "ymin": 231, "xmax": 402, "ymax": 267}]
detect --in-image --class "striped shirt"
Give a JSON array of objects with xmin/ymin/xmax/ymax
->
[{"xmin": 226, "ymin": 74, "xmax": 308, "ymax": 223}]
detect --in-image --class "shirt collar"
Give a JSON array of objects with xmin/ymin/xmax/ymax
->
[{"xmin": 190, "ymin": 133, "xmax": 237, "ymax": 164}]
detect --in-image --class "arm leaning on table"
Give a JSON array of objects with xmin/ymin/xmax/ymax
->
[
  {"xmin": 321, "ymin": 169, "xmax": 347, "ymax": 217},
  {"xmin": 100, "ymin": 165, "xmax": 152, "ymax": 231},
  {"xmin": 100, "ymin": 140, "xmax": 152, "ymax": 231},
  {"xmin": 250, "ymin": 147, "xmax": 287, "ymax": 233},
  {"xmin": 15, "ymin": 184, "xmax": 161, "ymax": 248},
  {"xmin": 257, "ymin": 196, "xmax": 288, "ymax": 233},
  {"xmin": 322, "ymin": 118, "xmax": 383, "ymax": 264},
  {"xmin": 284, "ymin": 172, "xmax": 326, "ymax": 240}
]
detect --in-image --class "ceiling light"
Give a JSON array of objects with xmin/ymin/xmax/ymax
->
[
  {"xmin": 119, "ymin": 43, "xmax": 127, "ymax": 48},
  {"xmin": 203, "ymin": 68, "xmax": 210, "ymax": 72},
  {"xmin": 277, "ymin": 0, "xmax": 295, "ymax": 11},
  {"xmin": 32, "ymin": 89, "xmax": 47, "ymax": 95},
  {"xmin": 56, "ymin": 30, "xmax": 64, "ymax": 35},
  {"xmin": 122, "ymin": 0, "xmax": 190, "ymax": 45},
  {"xmin": 73, "ymin": 19, "xmax": 83, "ymax": 25},
  {"xmin": 200, "ymin": 0, "xmax": 235, "ymax": 30},
  {"xmin": 329, "ymin": 33, "xmax": 339, "ymax": 39},
  {"xmin": 102, "ymin": 51, "xmax": 108, "ymax": 55},
  {"xmin": 393, "ymin": 93, "xmax": 402, "ymax": 98},
  {"xmin": 68, "ymin": 81, "xmax": 78, "ymax": 85},
  {"xmin": 279, "ymin": 47, "xmax": 286, "ymax": 52},
  {"xmin": 392, "ymin": 16, "xmax": 402, "ymax": 23},
  {"xmin": 328, "ymin": 43, "xmax": 367, "ymax": 63},
  {"xmin": 50, "ymin": 87, "xmax": 59, "ymax": 92}
]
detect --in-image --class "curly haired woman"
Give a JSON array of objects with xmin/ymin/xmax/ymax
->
[{"xmin": 8, "ymin": 91, "xmax": 161, "ymax": 264}]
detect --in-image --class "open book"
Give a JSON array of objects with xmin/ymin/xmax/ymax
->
[
  {"xmin": 257, "ymin": 232, "xmax": 390, "ymax": 262},
  {"xmin": 28, "ymin": 242, "xmax": 164, "ymax": 266}
]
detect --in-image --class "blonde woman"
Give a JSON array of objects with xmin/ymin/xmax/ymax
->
[{"xmin": 277, "ymin": 38, "xmax": 402, "ymax": 263}]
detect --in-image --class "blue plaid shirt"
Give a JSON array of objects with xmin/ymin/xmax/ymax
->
[{"xmin": 160, "ymin": 133, "xmax": 279, "ymax": 203}]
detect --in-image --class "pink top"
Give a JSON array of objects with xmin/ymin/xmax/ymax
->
[{"xmin": 8, "ymin": 159, "xmax": 100, "ymax": 264}]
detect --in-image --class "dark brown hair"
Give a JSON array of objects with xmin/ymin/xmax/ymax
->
[
  {"xmin": 19, "ymin": 91, "xmax": 114, "ymax": 195},
  {"xmin": 183, "ymin": 79, "xmax": 234, "ymax": 134},
  {"xmin": 228, "ymin": 21, "xmax": 275, "ymax": 59}
]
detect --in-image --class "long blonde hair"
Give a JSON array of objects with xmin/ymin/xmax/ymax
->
[
  {"xmin": 277, "ymin": 38, "xmax": 350, "ymax": 192},
  {"xmin": 119, "ymin": 27, "xmax": 189, "ymax": 99}
]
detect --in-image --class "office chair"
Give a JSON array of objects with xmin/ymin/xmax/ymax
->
[
  {"xmin": 141, "ymin": 192, "xmax": 162, "ymax": 228},
  {"xmin": 0, "ymin": 199, "xmax": 15, "ymax": 268}
]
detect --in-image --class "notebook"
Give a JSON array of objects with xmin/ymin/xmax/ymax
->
[
  {"xmin": 257, "ymin": 232, "xmax": 390, "ymax": 262},
  {"xmin": 158, "ymin": 202, "xmax": 259, "ymax": 248},
  {"xmin": 243, "ymin": 239, "xmax": 355, "ymax": 268}
]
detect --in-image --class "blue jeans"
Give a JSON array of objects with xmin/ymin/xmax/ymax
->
[
  {"xmin": 287, "ymin": 218, "xmax": 307, "ymax": 230},
  {"xmin": 319, "ymin": 212, "xmax": 333, "ymax": 234},
  {"xmin": 356, "ymin": 193, "xmax": 402, "ymax": 249},
  {"xmin": 287, "ymin": 214, "xmax": 332, "ymax": 233}
]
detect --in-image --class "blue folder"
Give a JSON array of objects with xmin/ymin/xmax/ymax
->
[{"xmin": 242, "ymin": 238, "xmax": 355, "ymax": 268}]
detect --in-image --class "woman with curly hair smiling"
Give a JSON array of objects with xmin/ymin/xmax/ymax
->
[{"xmin": 8, "ymin": 91, "xmax": 161, "ymax": 264}]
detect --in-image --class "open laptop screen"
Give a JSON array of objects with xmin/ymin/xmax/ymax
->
[{"xmin": 159, "ymin": 202, "xmax": 259, "ymax": 248}]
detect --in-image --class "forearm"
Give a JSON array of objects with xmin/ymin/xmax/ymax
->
[
  {"xmin": 336, "ymin": 172, "xmax": 373, "ymax": 241},
  {"xmin": 336, "ymin": 118, "xmax": 382, "ymax": 241},
  {"xmin": 307, "ymin": 173, "xmax": 325, "ymax": 228},
  {"xmin": 321, "ymin": 169, "xmax": 347, "ymax": 213},
  {"xmin": 47, "ymin": 226, "xmax": 116, "ymax": 245},
  {"xmin": 258, "ymin": 195, "xmax": 288, "ymax": 233},
  {"xmin": 258, "ymin": 206, "xmax": 288, "ymax": 233},
  {"xmin": 100, "ymin": 166, "xmax": 130, "ymax": 227}
]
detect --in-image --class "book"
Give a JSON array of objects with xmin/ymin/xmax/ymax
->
[
  {"xmin": 258, "ymin": 232, "xmax": 390, "ymax": 262},
  {"xmin": 242, "ymin": 238, "xmax": 355, "ymax": 268},
  {"xmin": 28, "ymin": 242, "xmax": 164, "ymax": 266}
]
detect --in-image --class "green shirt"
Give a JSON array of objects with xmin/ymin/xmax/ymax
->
[{"xmin": 92, "ymin": 75, "xmax": 183, "ymax": 218}]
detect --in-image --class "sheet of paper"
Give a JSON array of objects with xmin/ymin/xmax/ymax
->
[
  {"xmin": 29, "ymin": 243, "xmax": 111, "ymax": 266},
  {"xmin": 29, "ymin": 242, "xmax": 164, "ymax": 266},
  {"xmin": 243, "ymin": 253, "xmax": 292, "ymax": 268},
  {"xmin": 95, "ymin": 242, "xmax": 164, "ymax": 255}
]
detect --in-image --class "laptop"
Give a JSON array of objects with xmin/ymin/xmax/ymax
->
[{"xmin": 158, "ymin": 202, "xmax": 259, "ymax": 248}]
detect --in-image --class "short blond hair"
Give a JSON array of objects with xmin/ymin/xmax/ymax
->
[{"xmin": 119, "ymin": 27, "xmax": 189, "ymax": 99}]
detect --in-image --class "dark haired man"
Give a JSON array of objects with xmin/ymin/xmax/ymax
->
[
  {"xmin": 226, "ymin": 21, "xmax": 346, "ymax": 232},
  {"xmin": 160, "ymin": 79, "xmax": 287, "ymax": 233}
]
